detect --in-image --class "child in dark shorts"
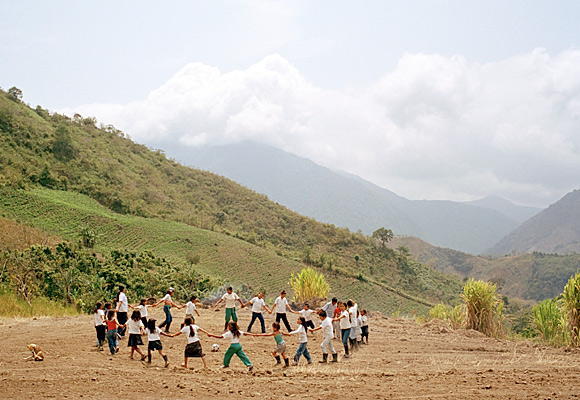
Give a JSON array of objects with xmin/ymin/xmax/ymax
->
[{"xmin": 143, "ymin": 319, "xmax": 172, "ymax": 367}]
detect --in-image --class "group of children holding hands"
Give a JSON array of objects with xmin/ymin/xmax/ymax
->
[{"xmin": 93, "ymin": 286, "xmax": 369, "ymax": 371}]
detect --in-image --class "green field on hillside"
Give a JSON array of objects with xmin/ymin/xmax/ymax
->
[{"xmin": 1, "ymin": 187, "xmax": 431, "ymax": 314}]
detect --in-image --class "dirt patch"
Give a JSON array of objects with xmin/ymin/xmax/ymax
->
[{"xmin": 1, "ymin": 308, "xmax": 579, "ymax": 399}]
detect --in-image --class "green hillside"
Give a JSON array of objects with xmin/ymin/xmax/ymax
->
[
  {"xmin": 0, "ymin": 88, "xmax": 462, "ymax": 313},
  {"xmin": 389, "ymin": 236, "xmax": 580, "ymax": 302}
]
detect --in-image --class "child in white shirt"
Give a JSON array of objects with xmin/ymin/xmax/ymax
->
[{"xmin": 289, "ymin": 316, "xmax": 312, "ymax": 365}]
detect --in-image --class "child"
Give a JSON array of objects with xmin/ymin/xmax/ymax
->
[
  {"xmin": 251, "ymin": 322, "xmax": 290, "ymax": 367},
  {"xmin": 129, "ymin": 298, "xmax": 153, "ymax": 328},
  {"xmin": 206, "ymin": 321, "xmax": 253, "ymax": 372},
  {"xmin": 214, "ymin": 287, "xmax": 245, "ymax": 331},
  {"xmin": 181, "ymin": 295, "xmax": 201, "ymax": 329},
  {"xmin": 333, "ymin": 302, "xmax": 351, "ymax": 359},
  {"xmin": 153, "ymin": 287, "xmax": 183, "ymax": 333},
  {"xmin": 309, "ymin": 310, "xmax": 338, "ymax": 363},
  {"xmin": 172, "ymin": 317, "xmax": 208, "ymax": 369},
  {"xmin": 291, "ymin": 303, "xmax": 315, "ymax": 330},
  {"xmin": 105, "ymin": 310, "xmax": 125, "ymax": 355},
  {"xmin": 355, "ymin": 309, "xmax": 363, "ymax": 345},
  {"xmin": 347, "ymin": 300, "xmax": 359, "ymax": 352},
  {"xmin": 360, "ymin": 309, "xmax": 369, "ymax": 344},
  {"xmin": 94, "ymin": 302, "xmax": 106, "ymax": 351},
  {"xmin": 127, "ymin": 310, "xmax": 146, "ymax": 360},
  {"xmin": 289, "ymin": 316, "xmax": 312, "ymax": 365},
  {"xmin": 144, "ymin": 318, "xmax": 171, "ymax": 367}
]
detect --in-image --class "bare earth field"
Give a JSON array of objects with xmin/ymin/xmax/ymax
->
[{"xmin": 1, "ymin": 306, "xmax": 580, "ymax": 400}]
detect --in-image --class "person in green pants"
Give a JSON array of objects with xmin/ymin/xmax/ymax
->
[
  {"xmin": 214, "ymin": 287, "xmax": 245, "ymax": 331},
  {"xmin": 207, "ymin": 321, "xmax": 254, "ymax": 372}
]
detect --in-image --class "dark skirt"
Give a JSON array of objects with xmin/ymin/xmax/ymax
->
[
  {"xmin": 128, "ymin": 333, "xmax": 144, "ymax": 347},
  {"xmin": 148, "ymin": 340, "xmax": 163, "ymax": 351},
  {"xmin": 184, "ymin": 341, "xmax": 205, "ymax": 358}
]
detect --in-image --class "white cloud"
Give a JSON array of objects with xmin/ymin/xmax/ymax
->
[{"xmin": 68, "ymin": 49, "xmax": 580, "ymax": 207}]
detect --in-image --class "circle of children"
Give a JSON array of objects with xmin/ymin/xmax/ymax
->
[{"xmin": 94, "ymin": 285, "xmax": 369, "ymax": 371}]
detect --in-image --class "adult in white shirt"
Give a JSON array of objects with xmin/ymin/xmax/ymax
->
[
  {"xmin": 243, "ymin": 292, "xmax": 271, "ymax": 333},
  {"xmin": 116, "ymin": 285, "xmax": 129, "ymax": 337},
  {"xmin": 269, "ymin": 290, "xmax": 293, "ymax": 332},
  {"xmin": 215, "ymin": 286, "xmax": 245, "ymax": 330},
  {"xmin": 310, "ymin": 310, "xmax": 337, "ymax": 363}
]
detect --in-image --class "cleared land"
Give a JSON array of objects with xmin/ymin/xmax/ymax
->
[{"xmin": 1, "ymin": 306, "xmax": 579, "ymax": 399}]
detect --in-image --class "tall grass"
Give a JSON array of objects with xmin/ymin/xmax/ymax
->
[
  {"xmin": 289, "ymin": 267, "xmax": 330, "ymax": 302},
  {"xmin": 532, "ymin": 298, "xmax": 567, "ymax": 345},
  {"xmin": 429, "ymin": 303, "xmax": 465, "ymax": 329},
  {"xmin": 461, "ymin": 279, "xmax": 504, "ymax": 337},
  {"xmin": 0, "ymin": 289, "xmax": 78, "ymax": 318},
  {"xmin": 560, "ymin": 271, "xmax": 580, "ymax": 347}
]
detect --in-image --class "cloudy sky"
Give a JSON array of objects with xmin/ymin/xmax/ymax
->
[{"xmin": 2, "ymin": 1, "xmax": 580, "ymax": 208}]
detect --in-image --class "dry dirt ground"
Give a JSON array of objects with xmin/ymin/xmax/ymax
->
[{"xmin": 1, "ymin": 306, "xmax": 580, "ymax": 400}]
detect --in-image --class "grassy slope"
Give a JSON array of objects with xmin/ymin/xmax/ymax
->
[
  {"xmin": 0, "ymin": 187, "xmax": 420, "ymax": 313},
  {"xmin": 0, "ymin": 90, "xmax": 462, "ymax": 313}
]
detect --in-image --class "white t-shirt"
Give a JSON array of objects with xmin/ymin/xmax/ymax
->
[
  {"xmin": 299, "ymin": 309, "xmax": 313, "ymax": 321},
  {"xmin": 274, "ymin": 296, "xmax": 288, "ymax": 313},
  {"xmin": 147, "ymin": 327, "xmax": 162, "ymax": 341},
  {"xmin": 181, "ymin": 325, "xmax": 200, "ymax": 343},
  {"xmin": 161, "ymin": 293, "xmax": 172, "ymax": 304},
  {"xmin": 138, "ymin": 304, "xmax": 148, "ymax": 318},
  {"xmin": 350, "ymin": 308, "xmax": 359, "ymax": 328},
  {"xmin": 222, "ymin": 330, "xmax": 244, "ymax": 344},
  {"xmin": 128, "ymin": 319, "xmax": 144, "ymax": 335},
  {"xmin": 320, "ymin": 317, "xmax": 334, "ymax": 339},
  {"xmin": 250, "ymin": 297, "xmax": 266, "ymax": 313},
  {"xmin": 339, "ymin": 310, "xmax": 351, "ymax": 329},
  {"xmin": 94, "ymin": 309, "xmax": 105, "ymax": 326},
  {"xmin": 290, "ymin": 324, "xmax": 308, "ymax": 343},
  {"xmin": 361, "ymin": 315, "xmax": 368, "ymax": 326},
  {"xmin": 185, "ymin": 301, "xmax": 197, "ymax": 315},
  {"xmin": 117, "ymin": 292, "xmax": 128, "ymax": 312},
  {"xmin": 221, "ymin": 292, "xmax": 240, "ymax": 309}
]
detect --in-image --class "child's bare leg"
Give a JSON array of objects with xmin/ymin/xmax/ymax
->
[
  {"xmin": 201, "ymin": 356, "xmax": 207, "ymax": 368},
  {"xmin": 181, "ymin": 356, "xmax": 188, "ymax": 368},
  {"xmin": 130, "ymin": 347, "xmax": 135, "ymax": 359}
]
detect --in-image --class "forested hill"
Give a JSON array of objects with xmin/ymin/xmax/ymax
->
[{"xmin": 0, "ymin": 88, "xmax": 462, "ymax": 313}]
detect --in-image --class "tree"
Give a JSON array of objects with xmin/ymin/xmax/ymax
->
[
  {"xmin": 52, "ymin": 125, "xmax": 76, "ymax": 161},
  {"xmin": 7, "ymin": 86, "xmax": 23, "ymax": 101},
  {"xmin": 372, "ymin": 227, "xmax": 394, "ymax": 247}
]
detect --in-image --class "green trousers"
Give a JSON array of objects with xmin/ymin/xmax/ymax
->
[
  {"xmin": 223, "ymin": 343, "xmax": 251, "ymax": 367},
  {"xmin": 225, "ymin": 307, "xmax": 238, "ymax": 323}
]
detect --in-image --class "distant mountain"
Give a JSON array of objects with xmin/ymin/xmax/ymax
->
[
  {"xmin": 167, "ymin": 141, "xmax": 538, "ymax": 254},
  {"xmin": 488, "ymin": 189, "xmax": 580, "ymax": 255},
  {"xmin": 464, "ymin": 195, "xmax": 540, "ymax": 225}
]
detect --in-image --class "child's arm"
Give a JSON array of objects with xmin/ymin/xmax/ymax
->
[
  {"xmin": 289, "ymin": 309, "xmax": 299, "ymax": 315},
  {"xmin": 170, "ymin": 331, "xmax": 183, "ymax": 338},
  {"xmin": 195, "ymin": 309, "xmax": 201, "ymax": 317},
  {"xmin": 237, "ymin": 298, "xmax": 245, "ymax": 308},
  {"xmin": 251, "ymin": 332, "xmax": 274, "ymax": 337},
  {"xmin": 128, "ymin": 304, "xmax": 137, "ymax": 310},
  {"xmin": 197, "ymin": 327, "xmax": 210, "ymax": 336},
  {"xmin": 214, "ymin": 297, "xmax": 224, "ymax": 308},
  {"xmin": 160, "ymin": 331, "xmax": 172, "ymax": 338},
  {"xmin": 206, "ymin": 332, "xmax": 223, "ymax": 339},
  {"xmin": 263, "ymin": 305, "xmax": 271, "ymax": 314},
  {"xmin": 310, "ymin": 326, "xmax": 322, "ymax": 332}
]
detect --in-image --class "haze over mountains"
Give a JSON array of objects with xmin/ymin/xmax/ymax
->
[{"xmin": 166, "ymin": 141, "xmax": 542, "ymax": 255}]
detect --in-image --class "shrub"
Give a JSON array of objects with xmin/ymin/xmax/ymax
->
[
  {"xmin": 289, "ymin": 267, "xmax": 330, "ymax": 302},
  {"xmin": 560, "ymin": 271, "xmax": 580, "ymax": 347},
  {"xmin": 461, "ymin": 279, "xmax": 504, "ymax": 337}
]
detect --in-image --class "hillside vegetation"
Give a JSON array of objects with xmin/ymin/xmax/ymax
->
[
  {"xmin": 0, "ymin": 89, "xmax": 462, "ymax": 313},
  {"xmin": 389, "ymin": 236, "xmax": 580, "ymax": 302}
]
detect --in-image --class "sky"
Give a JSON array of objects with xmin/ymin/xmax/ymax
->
[{"xmin": 2, "ymin": 1, "xmax": 580, "ymax": 208}]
